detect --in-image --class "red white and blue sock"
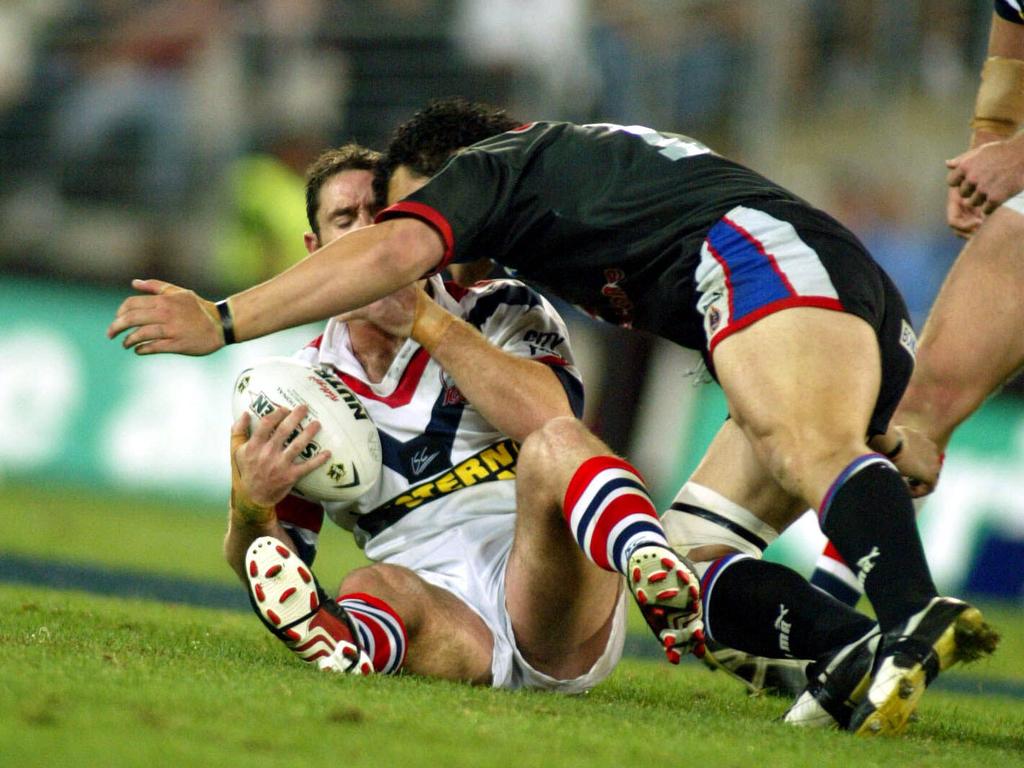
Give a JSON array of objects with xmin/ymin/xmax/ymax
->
[
  {"xmin": 563, "ymin": 456, "xmax": 670, "ymax": 576},
  {"xmin": 809, "ymin": 541, "xmax": 863, "ymax": 607},
  {"xmin": 338, "ymin": 593, "xmax": 408, "ymax": 675}
]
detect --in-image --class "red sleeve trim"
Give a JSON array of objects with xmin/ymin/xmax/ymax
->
[
  {"xmin": 375, "ymin": 201, "xmax": 455, "ymax": 276},
  {"xmin": 275, "ymin": 494, "xmax": 325, "ymax": 533}
]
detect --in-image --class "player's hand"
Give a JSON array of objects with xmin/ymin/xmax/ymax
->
[
  {"xmin": 882, "ymin": 425, "xmax": 942, "ymax": 497},
  {"xmin": 230, "ymin": 407, "xmax": 331, "ymax": 520},
  {"xmin": 945, "ymin": 185, "xmax": 984, "ymax": 238},
  {"xmin": 107, "ymin": 279, "xmax": 224, "ymax": 356},
  {"xmin": 336, "ymin": 283, "xmax": 424, "ymax": 338},
  {"xmin": 946, "ymin": 136, "xmax": 1024, "ymax": 218}
]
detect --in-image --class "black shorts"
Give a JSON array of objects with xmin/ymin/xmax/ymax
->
[{"xmin": 694, "ymin": 198, "xmax": 915, "ymax": 436}]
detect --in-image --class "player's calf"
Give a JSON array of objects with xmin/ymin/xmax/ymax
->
[{"xmin": 563, "ymin": 456, "xmax": 703, "ymax": 661}]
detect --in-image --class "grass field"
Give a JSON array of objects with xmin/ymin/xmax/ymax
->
[{"xmin": 2, "ymin": 482, "xmax": 1023, "ymax": 767}]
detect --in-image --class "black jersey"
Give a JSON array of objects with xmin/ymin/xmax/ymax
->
[
  {"xmin": 995, "ymin": 0, "xmax": 1024, "ymax": 24},
  {"xmin": 376, "ymin": 121, "xmax": 806, "ymax": 348}
]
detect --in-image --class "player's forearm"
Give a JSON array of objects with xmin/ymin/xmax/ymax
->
[
  {"xmin": 971, "ymin": 17, "xmax": 1024, "ymax": 140},
  {"xmin": 988, "ymin": 15, "xmax": 1024, "ymax": 60},
  {"xmin": 413, "ymin": 303, "xmax": 574, "ymax": 441},
  {"xmin": 223, "ymin": 511, "xmax": 294, "ymax": 583},
  {"xmin": 227, "ymin": 220, "xmax": 441, "ymax": 343}
]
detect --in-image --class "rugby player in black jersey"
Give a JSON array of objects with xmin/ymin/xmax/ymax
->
[{"xmin": 108, "ymin": 100, "xmax": 999, "ymax": 735}]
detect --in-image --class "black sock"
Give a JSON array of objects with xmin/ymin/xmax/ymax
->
[
  {"xmin": 702, "ymin": 556, "xmax": 877, "ymax": 660},
  {"xmin": 819, "ymin": 456, "xmax": 937, "ymax": 630}
]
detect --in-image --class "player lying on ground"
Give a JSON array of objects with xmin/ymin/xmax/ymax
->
[
  {"xmin": 223, "ymin": 144, "xmax": 700, "ymax": 687},
  {"xmin": 110, "ymin": 101, "xmax": 998, "ymax": 735},
  {"xmin": 809, "ymin": 0, "xmax": 1024, "ymax": 608}
]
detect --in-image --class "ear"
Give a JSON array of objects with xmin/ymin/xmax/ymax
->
[{"xmin": 303, "ymin": 232, "xmax": 320, "ymax": 254}]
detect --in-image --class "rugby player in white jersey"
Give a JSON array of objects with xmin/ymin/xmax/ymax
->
[{"xmin": 224, "ymin": 144, "xmax": 703, "ymax": 687}]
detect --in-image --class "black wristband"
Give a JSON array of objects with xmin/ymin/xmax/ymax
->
[
  {"xmin": 216, "ymin": 299, "xmax": 236, "ymax": 345},
  {"xmin": 883, "ymin": 439, "xmax": 904, "ymax": 460}
]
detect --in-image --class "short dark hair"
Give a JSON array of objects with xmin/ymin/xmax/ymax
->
[
  {"xmin": 305, "ymin": 143, "xmax": 382, "ymax": 236},
  {"xmin": 373, "ymin": 97, "xmax": 519, "ymax": 206}
]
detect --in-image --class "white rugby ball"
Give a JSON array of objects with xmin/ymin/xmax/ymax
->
[{"xmin": 231, "ymin": 357, "xmax": 382, "ymax": 502}]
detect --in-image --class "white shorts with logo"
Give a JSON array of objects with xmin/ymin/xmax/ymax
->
[
  {"xmin": 381, "ymin": 513, "xmax": 627, "ymax": 692},
  {"xmin": 1003, "ymin": 189, "xmax": 1024, "ymax": 216}
]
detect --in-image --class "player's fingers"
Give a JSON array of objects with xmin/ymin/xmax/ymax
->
[
  {"xmin": 937, "ymin": 165, "xmax": 962, "ymax": 187},
  {"xmin": 120, "ymin": 323, "xmax": 166, "ymax": 350},
  {"xmin": 251, "ymin": 404, "xmax": 290, "ymax": 443},
  {"xmin": 275, "ymin": 403, "xmax": 309, "ymax": 444},
  {"xmin": 905, "ymin": 477, "xmax": 934, "ymax": 498},
  {"xmin": 230, "ymin": 411, "xmax": 250, "ymax": 446},
  {"xmin": 132, "ymin": 278, "xmax": 168, "ymax": 295},
  {"xmin": 107, "ymin": 299, "xmax": 157, "ymax": 339},
  {"xmin": 291, "ymin": 447, "xmax": 332, "ymax": 480},
  {"xmin": 958, "ymin": 180, "xmax": 976, "ymax": 199},
  {"xmin": 969, "ymin": 190, "xmax": 988, "ymax": 209},
  {"xmin": 282, "ymin": 418, "xmax": 321, "ymax": 462},
  {"xmin": 983, "ymin": 198, "xmax": 1001, "ymax": 215}
]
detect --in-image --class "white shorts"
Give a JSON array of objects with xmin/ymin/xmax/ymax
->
[
  {"xmin": 381, "ymin": 513, "xmax": 627, "ymax": 692},
  {"xmin": 1003, "ymin": 188, "xmax": 1024, "ymax": 216}
]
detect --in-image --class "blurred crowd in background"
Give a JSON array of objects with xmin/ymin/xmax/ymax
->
[{"xmin": 0, "ymin": 1, "xmax": 1013, "ymax": 400}]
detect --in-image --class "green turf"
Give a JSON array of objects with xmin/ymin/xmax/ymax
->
[
  {"xmin": 3, "ymin": 481, "xmax": 1024, "ymax": 766},
  {"xmin": 0, "ymin": 481, "xmax": 368, "ymax": 590},
  {"xmin": 4, "ymin": 481, "xmax": 1023, "ymax": 677},
  {"xmin": 2, "ymin": 585, "xmax": 1022, "ymax": 768}
]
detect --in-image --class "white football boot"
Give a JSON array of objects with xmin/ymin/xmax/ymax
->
[
  {"xmin": 784, "ymin": 627, "xmax": 880, "ymax": 728},
  {"xmin": 246, "ymin": 536, "xmax": 373, "ymax": 674},
  {"xmin": 627, "ymin": 544, "xmax": 705, "ymax": 663}
]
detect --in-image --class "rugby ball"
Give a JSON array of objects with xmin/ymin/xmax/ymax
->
[{"xmin": 231, "ymin": 357, "xmax": 382, "ymax": 502}]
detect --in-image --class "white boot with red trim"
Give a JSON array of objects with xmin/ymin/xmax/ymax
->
[{"xmin": 245, "ymin": 536, "xmax": 373, "ymax": 675}]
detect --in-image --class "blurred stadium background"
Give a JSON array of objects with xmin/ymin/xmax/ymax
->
[{"xmin": 2, "ymin": 0, "xmax": 1023, "ymax": 600}]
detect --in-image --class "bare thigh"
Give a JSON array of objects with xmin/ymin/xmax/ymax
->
[
  {"xmin": 712, "ymin": 307, "xmax": 882, "ymax": 509},
  {"xmin": 504, "ymin": 418, "xmax": 622, "ymax": 680},
  {"xmin": 690, "ymin": 419, "xmax": 808, "ymax": 535},
  {"xmin": 897, "ymin": 207, "xmax": 1024, "ymax": 448}
]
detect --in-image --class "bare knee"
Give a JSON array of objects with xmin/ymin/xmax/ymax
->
[
  {"xmin": 744, "ymin": 424, "xmax": 865, "ymax": 503},
  {"xmin": 517, "ymin": 416, "xmax": 607, "ymax": 499},
  {"xmin": 339, "ymin": 563, "xmax": 425, "ymax": 622}
]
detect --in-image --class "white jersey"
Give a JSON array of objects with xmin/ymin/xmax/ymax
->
[
  {"xmin": 273, "ymin": 276, "xmax": 627, "ymax": 692},
  {"xmin": 276, "ymin": 275, "xmax": 582, "ymax": 564}
]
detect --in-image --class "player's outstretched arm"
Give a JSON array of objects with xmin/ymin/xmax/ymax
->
[{"xmin": 108, "ymin": 218, "xmax": 443, "ymax": 355}]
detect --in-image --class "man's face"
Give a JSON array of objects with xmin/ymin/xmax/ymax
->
[
  {"xmin": 305, "ymin": 168, "xmax": 376, "ymax": 252},
  {"xmin": 387, "ymin": 164, "xmax": 430, "ymax": 206}
]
